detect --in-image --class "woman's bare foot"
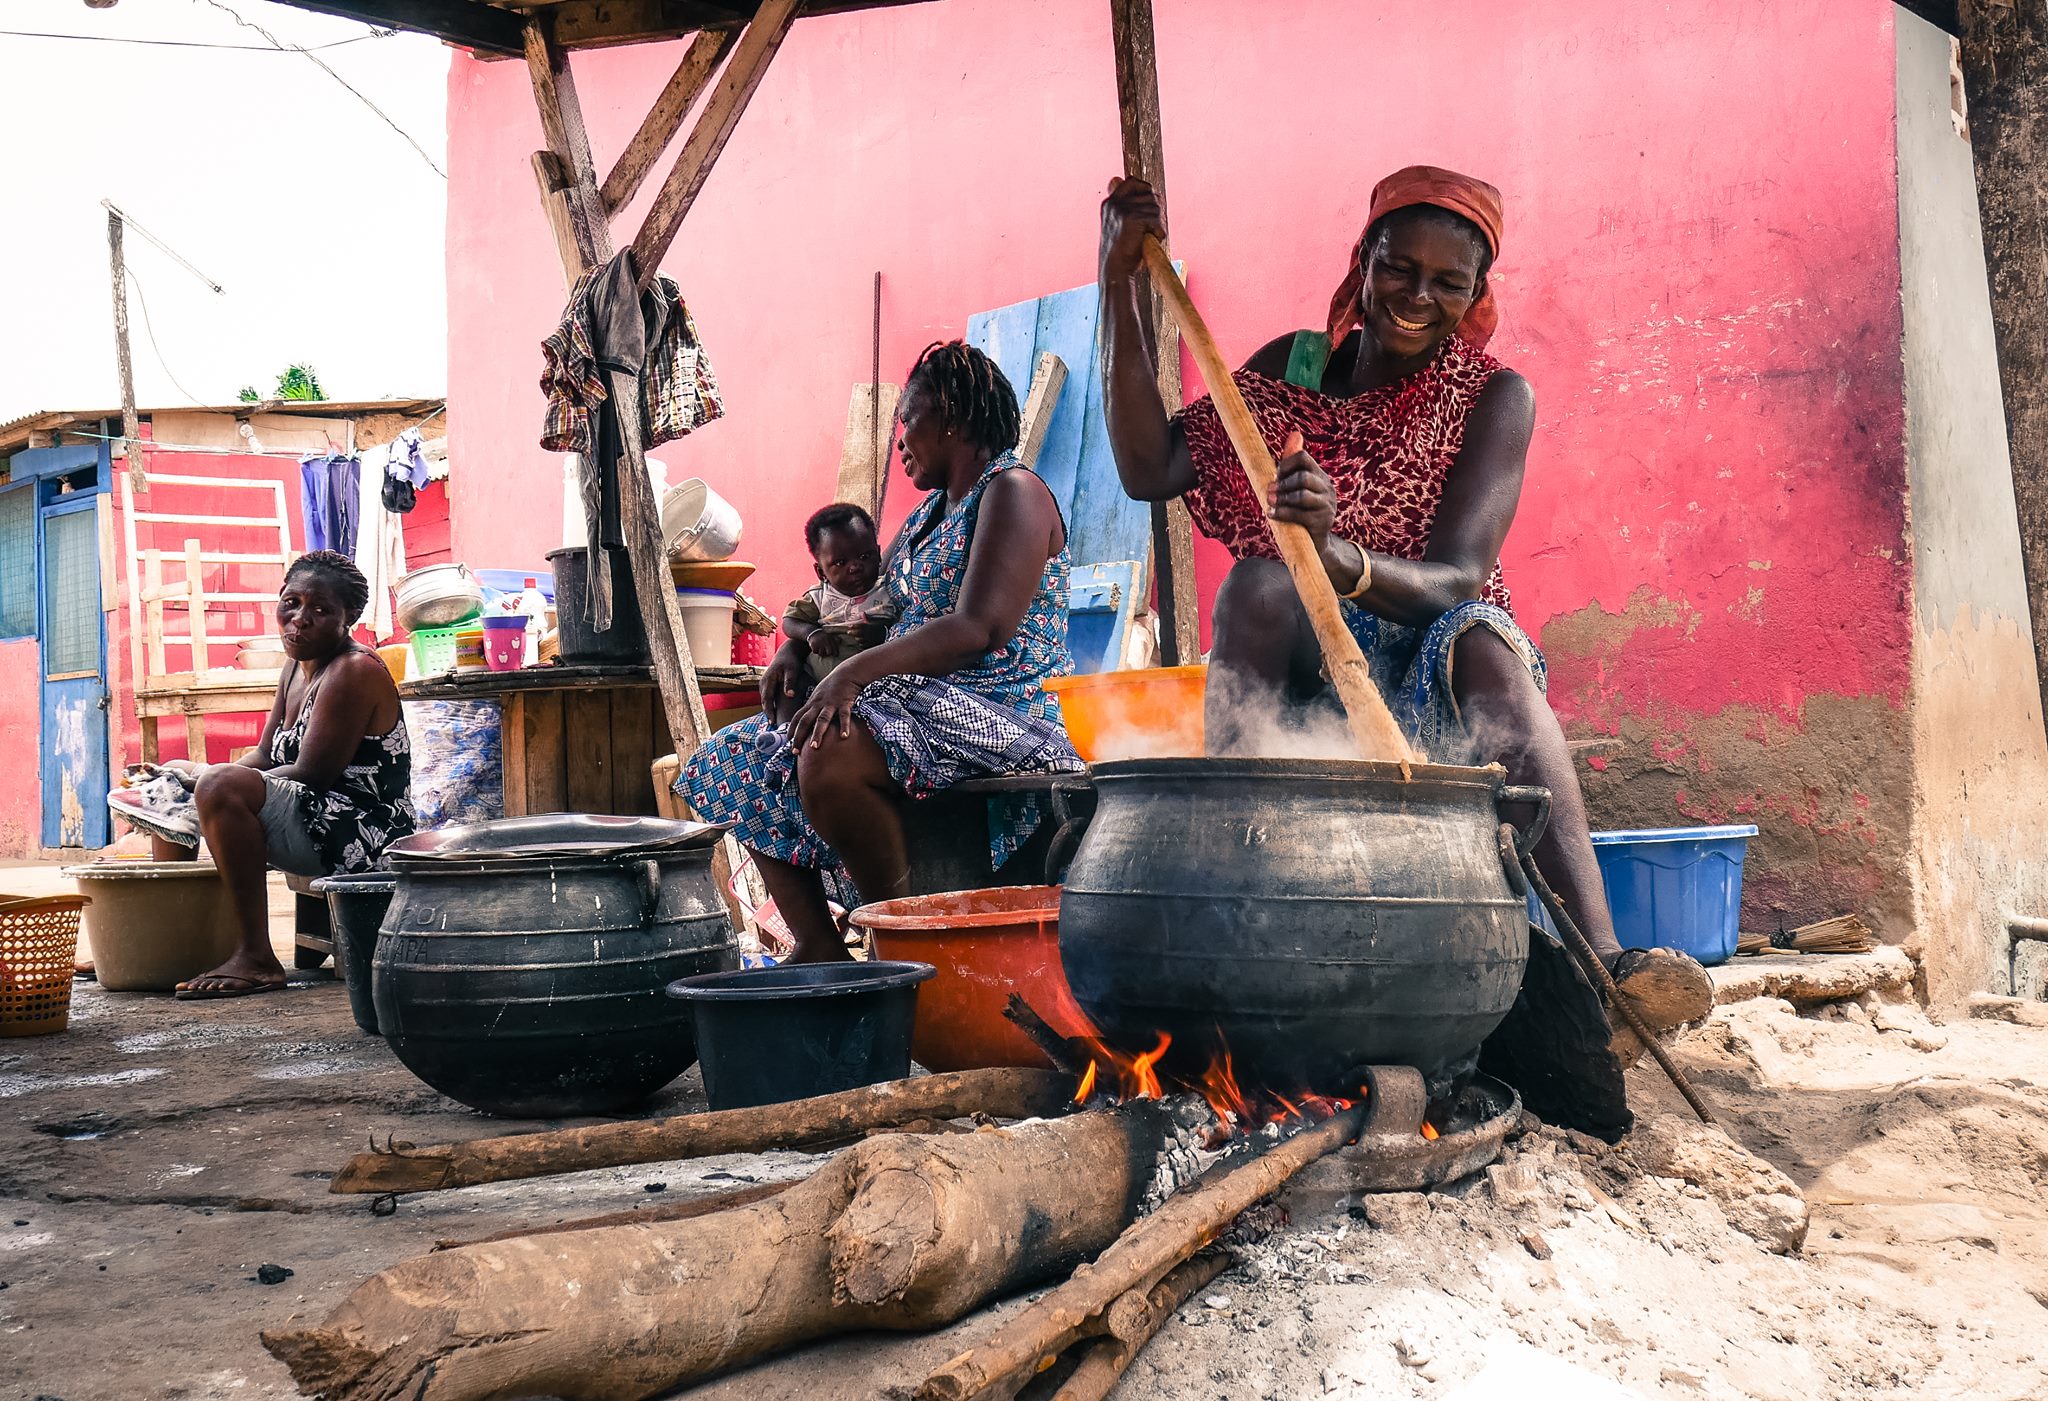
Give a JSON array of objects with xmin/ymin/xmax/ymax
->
[
  {"xmin": 175, "ymin": 950, "xmax": 288, "ymax": 1000},
  {"xmin": 1608, "ymin": 947, "xmax": 1714, "ymax": 1067}
]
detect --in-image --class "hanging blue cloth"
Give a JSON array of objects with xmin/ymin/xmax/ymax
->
[
  {"xmin": 299, "ymin": 454, "xmax": 332, "ymax": 551},
  {"xmin": 299, "ymin": 453, "xmax": 361, "ymax": 555}
]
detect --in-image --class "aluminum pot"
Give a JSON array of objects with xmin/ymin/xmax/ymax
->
[
  {"xmin": 1052, "ymin": 758, "xmax": 1546, "ymax": 1093},
  {"xmin": 375, "ymin": 815, "xmax": 738, "ymax": 1116},
  {"xmin": 394, "ymin": 562, "xmax": 484, "ymax": 632}
]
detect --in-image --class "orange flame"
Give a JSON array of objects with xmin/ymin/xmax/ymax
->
[
  {"xmin": 1420, "ymin": 1120, "xmax": 1440, "ymax": 1141},
  {"xmin": 1073, "ymin": 1061, "xmax": 1098, "ymax": 1105},
  {"xmin": 1197, "ymin": 1040, "xmax": 1252, "ymax": 1128},
  {"xmin": 1128, "ymin": 1032, "xmax": 1171, "ymax": 1100}
]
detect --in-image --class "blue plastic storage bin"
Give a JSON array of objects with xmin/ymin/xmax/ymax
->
[
  {"xmin": 1587, "ymin": 825, "xmax": 1758, "ymax": 966},
  {"xmin": 474, "ymin": 568, "xmax": 556, "ymax": 607}
]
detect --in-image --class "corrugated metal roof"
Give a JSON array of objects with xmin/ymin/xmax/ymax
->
[{"xmin": 0, "ymin": 399, "xmax": 445, "ymax": 459}]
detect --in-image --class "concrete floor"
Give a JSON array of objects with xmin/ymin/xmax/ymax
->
[{"xmin": 0, "ymin": 863, "xmax": 783, "ymax": 1401}]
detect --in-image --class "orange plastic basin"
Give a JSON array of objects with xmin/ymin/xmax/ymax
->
[
  {"xmin": 1043, "ymin": 664, "xmax": 1206, "ymax": 762},
  {"xmin": 848, "ymin": 885, "xmax": 1093, "ymax": 1072}
]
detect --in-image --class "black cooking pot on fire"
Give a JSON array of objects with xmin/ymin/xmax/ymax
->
[{"xmin": 1051, "ymin": 758, "xmax": 1547, "ymax": 1092}]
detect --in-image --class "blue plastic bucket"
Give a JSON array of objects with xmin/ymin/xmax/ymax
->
[{"xmin": 1585, "ymin": 825, "xmax": 1758, "ymax": 966}]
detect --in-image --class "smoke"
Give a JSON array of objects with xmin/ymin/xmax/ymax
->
[{"xmin": 1080, "ymin": 663, "xmax": 1431, "ymax": 763}]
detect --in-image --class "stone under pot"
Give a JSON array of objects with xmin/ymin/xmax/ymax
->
[
  {"xmin": 375, "ymin": 814, "xmax": 738, "ymax": 1117},
  {"xmin": 1053, "ymin": 757, "xmax": 1542, "ymax": 1093}
]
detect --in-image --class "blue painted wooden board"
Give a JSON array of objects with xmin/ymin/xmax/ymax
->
[
  {"xmin": 1068, "ymin": 560, "xmax": 1141, "ymax": 676},
  {"xmin": 965, "ymin": 280, "xmax": 1157, "ymax": 573},
  {"xmin": 38, "ymin": 498, "xmax": 109, "ymax": 849}
]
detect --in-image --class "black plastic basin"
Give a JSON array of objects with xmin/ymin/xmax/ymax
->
[
  {"xmin": 666, "ymin": 961, "xmax": 935, "ymax": 1111},
  {"xmin": 311, "ymin": 872, "xmax": 396, "ymax": 1035}
]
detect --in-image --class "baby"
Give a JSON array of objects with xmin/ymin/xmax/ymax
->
[{"xmin": 777, "ymin": 502, "xmax": 898, "ymax": 712}]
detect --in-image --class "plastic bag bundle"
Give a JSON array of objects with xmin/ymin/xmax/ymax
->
[{"xmin": 405, "ymin": 699, "xmax": 504, "ymax": 828}]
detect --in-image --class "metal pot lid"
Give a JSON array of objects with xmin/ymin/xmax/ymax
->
[{"xmin": 385, "ymin": 813, "xmax": 729, "ymax": 865}]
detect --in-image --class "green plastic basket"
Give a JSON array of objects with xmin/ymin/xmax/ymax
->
[{"xmin": 410, "ymin": 622, "xmax": 466, "ymax": 677}]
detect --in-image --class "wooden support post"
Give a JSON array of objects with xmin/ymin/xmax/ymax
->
[
  {"xmin": 601, "ymin": 27, "xmax": 738, "ymax": 215},
  {"xmin": 521, "ymin": 7, "xmax": 743, "ymax": 917},
  {"xmin": 629, "ymin": 0, "xmax": 801, "ymax": 287},
  {"xmin": 530, "ymin": 151, "xmax": 590, "ymax": 286},
  {"xmin": 1109, "ymin": 0, "xmax": 1199, "ymax": 667},
  {"xmin": 524, "ymin": 18, "xmax": 612, "ymax": 269},
  {"xmin": 106, "ymin": 210, "xmax": 145, "ymax": 492}
]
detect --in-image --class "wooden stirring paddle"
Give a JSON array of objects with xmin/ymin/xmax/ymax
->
[{"xmin": 1139, "ymin": 236, "xmax": 1418, "ymax": 769}]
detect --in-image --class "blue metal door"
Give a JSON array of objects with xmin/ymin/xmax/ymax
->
[{"xmin": 39, "ymin": 496, "xmax": 108, "ymax": 848}]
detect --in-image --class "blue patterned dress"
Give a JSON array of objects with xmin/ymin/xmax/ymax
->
[{"xmin": 682, "ymin": 453, "xmax": 1083, "ymax": 878}]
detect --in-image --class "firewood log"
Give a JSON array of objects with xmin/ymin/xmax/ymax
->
[
  {"xmin": 263, "ymin": 1107, "xmax": 1175, "ymax": 1401},
  {"xmin": 915, "ymin": 1105, "xmax": 1363, "ymax": 1401},
  {"xmin": 1041, "ymin": 1252, "xmax": 1229, "ymax": 1401},
  {"xmin": 331, "ymin": 1067, "xmax": 1071, "ymax": 1195}
]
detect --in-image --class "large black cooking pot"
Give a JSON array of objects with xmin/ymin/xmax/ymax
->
[
  {"xmin": 1053, "ymin": 758, "xmax": 1546, "ymax": 1093},
  {"xmin": 375, "ymin": 815, "xmax": 738, "ymax": 1117}
]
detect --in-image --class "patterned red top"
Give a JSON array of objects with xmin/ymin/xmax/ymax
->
[{"xmin": 1175, "ymin": 333, "xmax": 1514, "ymax": 613}]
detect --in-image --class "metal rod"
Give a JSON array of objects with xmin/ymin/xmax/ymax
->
[{"xmin": 1520, "ymin": 849, "xmax": 1718, "ymax": 1125}]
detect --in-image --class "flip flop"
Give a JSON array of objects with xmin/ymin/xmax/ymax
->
[{"xmin": 174, "ymin": 974, "xmax": 287, "ymax": 1001}]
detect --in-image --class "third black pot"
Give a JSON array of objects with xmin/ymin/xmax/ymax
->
[{"xmin": 1053, "ymin": 757, "xmax": 1544, "ymax": 1092}]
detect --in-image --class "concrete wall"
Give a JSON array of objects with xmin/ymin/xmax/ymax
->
[
  {"xmin": 0, "ymin": 637, "xmax": 41, "ymax": 858},
  {"xmin": 446, "ymin": 0, "xmax": 1925, "ymax": 939},
  {"xmin": 1895, "ymin": 10, "xmax": 2048, "ymax": 1000}
]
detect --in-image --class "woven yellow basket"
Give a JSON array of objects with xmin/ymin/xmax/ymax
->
[{"xmin": 0, "ymin": 895, "xmax": 88, "ymax": 1036}]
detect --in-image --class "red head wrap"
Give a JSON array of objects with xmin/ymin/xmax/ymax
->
[{"xmin": 1326, "ymin": 165, "xmax": 1505, "ymax": 351}]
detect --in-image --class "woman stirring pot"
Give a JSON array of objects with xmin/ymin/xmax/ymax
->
[
  {"xmin": 110, "ymin": 551, "xmax": 414, "ymax": 999},
  {"xmin": 1097, "ymin": 166, "xmax": 1711, "ymax": 1061}
]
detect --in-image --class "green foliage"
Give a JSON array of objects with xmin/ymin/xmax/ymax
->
[
  {"xmin": 274, "ymin": 364, "xmax": 325, "ymax": 401},
  {"xmin": 238, "ymin": 364, "xmax": 327, "ymax": 404}
]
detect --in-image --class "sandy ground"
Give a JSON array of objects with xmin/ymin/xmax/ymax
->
[{"xmin": 4, "ymin": 891, "xmax": 2046, "ymax": 1400}]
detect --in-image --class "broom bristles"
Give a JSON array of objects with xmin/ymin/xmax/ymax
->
[{"xmin": 1784, "ymin": 914, "xmax": 1876, "ymax": 954}]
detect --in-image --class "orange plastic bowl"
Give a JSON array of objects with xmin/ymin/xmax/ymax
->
[
  {"xmin": 848, "ymin": 886, "xmax": 1093, "ymax": 1072},
  {"xmin": 1042, "ymin": 664, "xmax": 1206, "ymax": 762}
]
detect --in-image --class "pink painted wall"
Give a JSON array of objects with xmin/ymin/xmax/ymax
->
[
  {"xmin": 0, "ymin": 638, "xmax": 41, "ymax": 856},
  {"xmin": 447, "ymin": 0, "xmax": 1913, "ymax": 926}
]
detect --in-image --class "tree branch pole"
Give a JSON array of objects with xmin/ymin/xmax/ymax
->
[
  {"xmin": 1109, "ymin": 0, "xmax": 1199, "ymax": 667},
  {"xmin": 106, "ymin": 210, "xmax": 145, "ymax": 492},
  {"xmin": 1137, "ymin": 239, "xmax": 1416, "ymax": 768}
]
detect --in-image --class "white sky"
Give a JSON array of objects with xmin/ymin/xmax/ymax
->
[{"xmin": 0, "ymin": 0, "xmax": 449, "ymax": 418}]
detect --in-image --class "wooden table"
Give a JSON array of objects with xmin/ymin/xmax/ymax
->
[{"xmin": 401, "ymin": 663, "xmax": 762, "ymax": 818}]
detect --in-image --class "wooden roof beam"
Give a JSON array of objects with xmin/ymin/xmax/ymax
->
[
  {"xmin": 629, "ymin": 0, "xmax": 800, "ymax": 287},
  {"xmin": 601, "ymin": 28, "xmax": 739, "ymax": 215},
  {"xmin": 274, "ymin": 0, "xmax": 524, "ymax": 55}
]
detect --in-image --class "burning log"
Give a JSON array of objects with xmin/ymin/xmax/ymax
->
[
  {"xmin": 263, "ymin": 1107, "xmax": 1179, "ymax": 1401},
  {"xmin": 330, "ymin": 1067, "xmax": 1070, "ymax": 1195},
  {"xmin": 914, "ymin": 1103, "xmax": 1365, "ymax": 1401}
]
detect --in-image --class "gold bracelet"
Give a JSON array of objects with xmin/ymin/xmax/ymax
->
[{"xmin": 1339, "ymin": 539, "xmax": 1371, "ymax": 600}]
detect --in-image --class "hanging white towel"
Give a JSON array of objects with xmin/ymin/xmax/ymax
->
[{"xmin": 354, "ymin": 437, "xmax": 409, "ymax": 639}]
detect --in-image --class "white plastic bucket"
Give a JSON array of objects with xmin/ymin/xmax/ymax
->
[
  {"xmin": 675, "ymin": 587, "xmax": 735, "ymax": 666},
  {"xmin": 662, "ymin": 478, "xmax": 743, "ymax": 561}
]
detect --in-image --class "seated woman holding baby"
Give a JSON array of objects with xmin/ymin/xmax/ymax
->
[{"xmin": 683, "ymin": 341, "xmax": 1084, "ymax": 963}]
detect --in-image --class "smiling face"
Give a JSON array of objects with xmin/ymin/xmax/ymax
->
[
  {"xmin": 1359, "ymin": 207, "xmax": 1490, "ymax": 360},
  {"xmin": 813, "ymin": 519, "xmax": 882, "ymax": 597},
  {"xmin": 276, "ymin": 572, "xmax": 354, "ymax": 662}
]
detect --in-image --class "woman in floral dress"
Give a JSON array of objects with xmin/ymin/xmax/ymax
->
[{"xmin": 684, "ymin": 342, "xmax": 1082, "ymax": 963}]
